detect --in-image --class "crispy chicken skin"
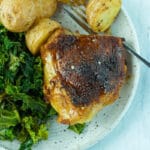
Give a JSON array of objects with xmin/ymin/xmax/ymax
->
[{"xmin": 41, "ymin": 29, "xmax": 126, "ymax": 125}]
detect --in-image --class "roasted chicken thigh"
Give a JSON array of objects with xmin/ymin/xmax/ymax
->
[{"xmin": 41, "ymin": 29, "xmax": 126, "ymax": 125}]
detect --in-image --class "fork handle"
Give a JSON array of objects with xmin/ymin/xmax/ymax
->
[{"xmin": 123, "ymin": 42, "xmax": 150, "ymax": 68}]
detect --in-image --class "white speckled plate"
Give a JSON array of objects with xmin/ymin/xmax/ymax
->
[{"xmin": 0, "ymin": 5, "xmax": 140, "ymax": 150}]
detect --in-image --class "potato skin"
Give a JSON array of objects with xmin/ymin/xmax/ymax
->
[
  {"xmin": 86, "ymin": 0, "xmax": 122, "ymax": 32},
  {"xmin": 25, "ymin": 18, "xmax": 61, "ymax": 55},
  {"xmin": 0, "ymin": 0, "xmax": 37, "ymax": 32},
  {"xmin": 35, "ymin": 0, "xmax": 57, "ymax": 19}
]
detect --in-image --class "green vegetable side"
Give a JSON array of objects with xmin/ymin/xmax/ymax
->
[
  {"xmin": 68, "ymin": 123, "xmax": 86, "ymax": 134},
  {"xmin": 0, "ymin": 24, "xmax": 52, "ymax": 149},
  {"xmin": 0, "ymin": 25, "xmax": 85, "ymax": 150}
]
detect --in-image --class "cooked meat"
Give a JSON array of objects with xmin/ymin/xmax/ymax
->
[{"xmin": 41, "ymin": 29, "xmax": 127, "ymax": 125}]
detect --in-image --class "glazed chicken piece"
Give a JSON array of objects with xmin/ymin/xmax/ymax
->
[{"xmin": 41, "ymin": 29, "xmax": 126, "ymax": 125}]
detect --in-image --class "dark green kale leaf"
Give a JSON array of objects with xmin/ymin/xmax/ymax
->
[
  {"xmin": 0, "ymin": 24, "xmax": 53, "ymax": 149},
  {"xmin": 68, "ymin": 123, "xmax": 86, "ymax": 134},
  {"xmin": 0, "ymin": 109, "xmax": 20, "ymax": 128},
  {"xmin": 19, "ymin": 138, "xmax": 33, "ymax": 150},
  {"xmin": 0, "ymin": 128, "xmax": 15, "ymax": 141},
  {"xmin": 22, "ymin": 116, "xmax": 48, "ymax": 143}
]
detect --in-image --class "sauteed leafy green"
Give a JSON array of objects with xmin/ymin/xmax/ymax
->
[{"xmin": 0, "ymin": 24, "xmax": 52, "ymax": 149}]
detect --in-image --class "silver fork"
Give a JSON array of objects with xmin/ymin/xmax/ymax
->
[{"xmin": 64, "ymin": 6, "xmax": 150, "ymax": 68}]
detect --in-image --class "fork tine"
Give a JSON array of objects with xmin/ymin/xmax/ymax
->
[
  {"xmin": 78, "ymin": 6, "xmax": 86, "ymax": 15},
  {"xmin": 64, "ymin": 8, "xmax": 95, "ymax": 34},
  {"xmin": 71, "ymin": 6, "xmax": 86, "ymax": 21}
]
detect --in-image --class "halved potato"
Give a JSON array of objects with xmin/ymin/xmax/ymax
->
[
  {"xmin": 25, "ymin": 18, "xmax": 61, "ymax": 55},
  {"xmin": 86, "ymin": 0, "xmax": 122, "ymax": 32}
]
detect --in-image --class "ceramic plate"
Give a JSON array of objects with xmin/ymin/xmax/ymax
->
[{"xmin": 0, "ymin": 4, "xmax": 140, "ymax": 150}]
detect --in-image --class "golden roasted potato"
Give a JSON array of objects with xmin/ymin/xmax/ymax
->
[
  {"xmin": 25, "ymin": 18, "xmax": 61, "ymax": 55},
  {"xmin": 35, "ymin": 0, "xmax": 57, "ymax": 19},
  {"xmin": 0, "ymin": 0, "xmax": 57, "ymax": 32},
  {"xmin": 86, "ymin": 0, "xmax": 122, "ymax": 32},
  {"xmin": 58, "ymin": 0, "xmax": 86, "ymax": 5},
  {"xmin": 0, "ymin": 0, "xmax": 37, "ymax": 32}
]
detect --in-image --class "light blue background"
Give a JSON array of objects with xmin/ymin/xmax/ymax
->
[{"xmin": 89, "ymin": 0, "xmax": 150, "ymax": 150}]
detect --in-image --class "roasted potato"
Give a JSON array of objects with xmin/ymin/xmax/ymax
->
[
  {"xmin": 25, "ymin": 18, "xmax": 61, "ymax": 55},
  {"xmin": 35, "ymin": 0, "xmax": 57, "ymax": 19},
  {"xmin": 0, "ymin": 0, "xmax": 37, "ymax": 32},
  {"xmin": 86, "ymin": 0, "xmax": 122, "ymax": 32},
  {"xmin": 0, "ymin": 0, "xmax": 57, "ymax": 32}
]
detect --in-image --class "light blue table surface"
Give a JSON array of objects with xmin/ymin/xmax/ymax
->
[{"xmin": 89, "ymin": 0, "xmax": 150, "ymax": 150}]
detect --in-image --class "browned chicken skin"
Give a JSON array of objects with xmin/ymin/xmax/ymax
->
[{"xmin": 41, "ymin": 29, "xmax": 126, "ymax": 125}]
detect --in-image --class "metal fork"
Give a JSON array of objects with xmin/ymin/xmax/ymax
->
[{"xmin": 64, "ymin": 7, "xmax": 150, "ymax": 68}]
